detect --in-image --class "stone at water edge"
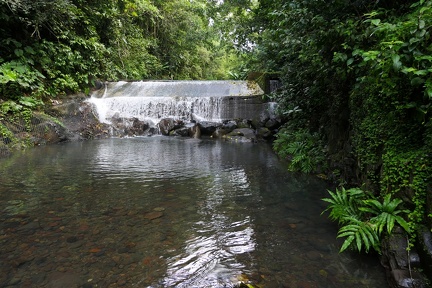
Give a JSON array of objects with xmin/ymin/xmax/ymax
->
[{"xmin": 158, "ymin": 118, "xmax": 176, "ymax": 136}]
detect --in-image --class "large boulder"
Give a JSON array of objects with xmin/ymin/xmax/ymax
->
[
  {"xmin": 170, "ymin": 123, "xmax": 201, "ymax": 138},
  {"xmin": 158, "ymin": 118, "xmax": 177, "ymax": 135},
  {"xmin": 381, "ymin": 227, "xmax": 430, "ymax": 288},
  {"xmin": 256, "ymin": 127, "xmax": 273, "ymax": 140},
  {"xmin": 418, "ymin": 226, "xmax": 432, "ymax": 280},
  {"xmin": 198, "ymin": 121, "xmax": 221, "ymax": 135},
  {"xmin": 49, "ymin": 96, "xmax": 110, "ymax": 140},
  {"xmin": 223, "ymin": 128, "xmax": 256, "ymax": 143}
]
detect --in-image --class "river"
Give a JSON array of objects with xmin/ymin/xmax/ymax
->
[{"xmin": 0, "ymin": 137, "xmax": 387, "ymax": 287}]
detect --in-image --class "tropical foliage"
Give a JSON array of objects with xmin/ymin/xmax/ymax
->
[
  {"xmin": 0, "ymin": 0, "xmax": 243, "ymax": 113},
  {"xmin": 232, "ymin": 0, "xmax": 432, "ymax": 249},
  {"xmin": 322, "ymin": 187, "xmax": 410, "ymax": 253},
  {"xmin": 273, "ymin": 128, "xmax": 325, "ymax": 173}
]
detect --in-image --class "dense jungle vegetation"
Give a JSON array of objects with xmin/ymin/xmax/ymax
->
[{"xmin": 0, "ymin": 0, "xmax": 431, "ymax": 254}]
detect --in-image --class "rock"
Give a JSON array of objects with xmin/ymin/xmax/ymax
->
[
  {"xmin": 222, "ymin": 120, "xmax": 237, "ymax": 132},
  {"xmin": 49, "ymin": 98, "xmax": 110, "ymax": 140},
  {"xmin": 144, "ymin": 211, "xmax": 164, "ymax": 220},
  {"xmin": 130, "ymin": 118, "xmax": 149, "ymax": 136},
  {"xmin": 381, "ymin": 227, "xmax": 430, "ymax": 288},
  {"xmin": 171, "ymin": 126, "xmax": 190, "ymax": 137},
  {"xmin": 250, "ymin": 118, "xmax": 263, "ymax": 129},
  {"xmin": 18, "ymin": 221, "xmax": 40, "ymax": 234},
  {"xmin": 418, "ymin": 226, "xmax": 432, "ymax": 278},
  {"xmin": 305, "ymin": 251, "xmax": 322, "ymax": 260},
  {"xmin": 171, "ymin": 123, "xmax": 201, "ymax": 138},
  {"xmin": 198, "ymin": 121, "xmax": 221, "ymax": 135},
  {"xmin": 256, "ymin": 127, "xmax": 273, "ymax": 139},
  {"xmin": 236, "ymin": 119, "xmax": 250, "ymax": 128},
  {"xmin": 212, "ymin": 128, "xmax": 229, "ymax": 138},
  {"xmin": 7, "ymin": 277, "xmax": 21, "ymax": 286},
  {"xmin": 265, "ymin": 118, "xmax": 281, "ymax": 130},
  {"xmin": 391, "ymin": 269, "xmax": 429, "ymax": 288},
  {"xmin": 158, "ymin": 118, "xmax": 176, "ymax": 135},
  {"xmin": 89, "ymin": 248, "xmax": 102, "ymax": 253},
  {"xmin": 223, "ymin": 128, "xmax": 256, "ymax": 142},
  {"xmin": 47, "ymin": 272, "xmax": 84, "ymax": 288}
]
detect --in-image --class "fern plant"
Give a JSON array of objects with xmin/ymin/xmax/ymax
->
[
  {"xmin": 322, "ymin": 187, "xmax": 366, "ymax": 222},
  {"xmin": 273, "ymin": 128, "xmax": 325, "ymax": 173},
  {"xmin": 337, "ymin": 216, "xmax": 380, "ymax": 253},
  {"xmin": 322, "ymin": 187, "xmax": 410, "ymax": 253},
  {"xmin": 361, "ymin": 194, "xmax": 410, "ymax": 234}
]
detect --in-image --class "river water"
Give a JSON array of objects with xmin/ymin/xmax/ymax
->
[{"xmin": 0, "ymin": 137, "xmax": 387, "ymax": 287}]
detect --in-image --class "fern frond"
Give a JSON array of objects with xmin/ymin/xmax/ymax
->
[
  {"xmin": 337, "ymin": 219, "xmax": 379, "ymax": 253},
  {"xmin": 394, "ymin": 215, "xmax": 410, "ymax": 233}
]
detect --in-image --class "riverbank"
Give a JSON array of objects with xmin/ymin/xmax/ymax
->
[{"xmin": 0, "ymin": 94, "xmax": 110, "ymax": 157}]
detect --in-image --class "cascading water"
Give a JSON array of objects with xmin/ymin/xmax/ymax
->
[
  {"xmin": 87, "ymin": 80, "xmax": 280, "ymax": 139},
  {"xmin": 88, "ymin": 80, "xmax": 269, "ymax": 125}
]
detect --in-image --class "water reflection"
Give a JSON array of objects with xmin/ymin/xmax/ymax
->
[
  {"xmin": 154, "ymin": 164, "xmax": 258, "ymax": 287},
  {"xmin": 0, "ymin": 137, "xmax": 387, "ymax": 288}
]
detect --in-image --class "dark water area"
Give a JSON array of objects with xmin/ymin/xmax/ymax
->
[{"xmin": 0, "ymin": 137, "xmax": 387, "ymax": 287}]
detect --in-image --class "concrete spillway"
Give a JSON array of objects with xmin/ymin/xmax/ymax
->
[{"xmin": 89, "ymin": 80, "xmax": 272, "ymax": 124}]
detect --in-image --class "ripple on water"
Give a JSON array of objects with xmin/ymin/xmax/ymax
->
[{"xmin": 0, "ymin": 138, "xmax": 388, "ymax": 288}]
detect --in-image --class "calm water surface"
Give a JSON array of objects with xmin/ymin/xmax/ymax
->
[{"xmin": 0, "ymin": 137, "xmax": 387, "ymax": 287}]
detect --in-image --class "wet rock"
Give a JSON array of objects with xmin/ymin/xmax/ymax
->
[
  {"xmin": 66, "ymin": 236, "xmax": 78, "ymax": 243},
  {"xmin": 18, "ymin": 221, "xmax": 40, "ymax": 234},
  {"xmin": 250, "ymin": 117, "xmax": 264, "ymax": 129},
  {"xmin": 7, "ymin": 276, "xmax": 21, "ymax": 286},
  {"xmin": 236, "ymin": 119, "xmax": 251, "ymax": 128},
  {"xmin": 49, "ymin": 97, "xmax": 110, "ymax": 140},
  {"xmin": 89, "ymin": 248, "xmax": 103, "ymax": 254},
  {"xmin": 32, "ymin": 273, "xmax": 46, "ymax": 284},
  {"xmin": 68, "ymin": 241, "xmax": 83, "ymax": 249},
  {"xmin": 46, "ymin": 271, "xmax": 84, "ymax": 288},
  {"xmin": 171, "ymin": 123, "xmax": 200, "ymax": 138},
  {"xmin": 256, "ymin": 127, "xmax": 273, "ymax": 140},
  {"xmin": 158, "ymin": 118, "xmax": 176, "ymax": 135},
  {"xmin": 144, "ymin": 211, "xmax": 164, "ymax": 220},
  {"xmin": 130, "ymin": 118, "xmax": 149, "ymax": 136},
  {"xmin": 391, "ymin": 269, "xmax": 428, "ymax": 288},
  {"xmin": 212, "ymin": 128, "xmax": 229, "ymax": 138},
  {"xmin": 222, "ymin": 120, "xmax": 237, "ymax": 132},
  {"xmin": 198, "ymin": 121, "xmax": 221, "ymax": 135},
  {"xmin": 305, "ymin": 251, "xmax": 322, "ymax": 261},
  {"xmin": 417, "ymin": 226, "xmax": 432, "ymax": 281},
  {"xmin": 223, "ymin": 128, "xmax": 256, "ymax": 143},
  {"xmin": 381, "ymin": 227, "xmax": 430, "ymax": 287},
  {"xmin": 264, "ymin": 118, "xmax": 281, "ymax": 130}
]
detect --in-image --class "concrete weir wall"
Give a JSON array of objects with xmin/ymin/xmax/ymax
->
[
  {"xmin": 87, "ymin": 80, "xmax": 280, "ymax": 141},
  {"xmin": 89, "ymin": 80, "xmax": 272, "ymax": 124}
]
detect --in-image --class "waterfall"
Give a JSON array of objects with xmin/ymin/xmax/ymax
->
[{"xmin": 88, "ymin": 80, "xmax": 265, "ymax": 125}]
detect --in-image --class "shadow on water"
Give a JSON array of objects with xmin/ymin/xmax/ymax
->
[{"xmin": 0, "ymin": 137, "xmax": 387, "ymax": 287}]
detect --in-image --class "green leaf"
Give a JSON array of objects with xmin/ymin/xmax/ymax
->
[
  {"xmin": 411, "ymin": 77, "xmax": 425, "ymax": 86},
  {"xmin": 371, "ymin": 19, "xmax": 381, "ymax": 26},
  {"xmin": 339, "ymin": 235, "xmax": 355, "ymax": 253},
  {"xmin": 426, "ymin": 88, "xmax": 432, "ymax": 99},
  {"xmin": 391, "ymin": 54, "xmax": 402, "ymax": 71},
  {"xmin": 419, "ymin": 20, "xmax": 425, "ymax": 29},
  {"xmin": 14, "ymin": 49, "xmax": 24, "ymax": 57}
]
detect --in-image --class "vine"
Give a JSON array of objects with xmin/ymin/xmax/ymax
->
[{"xmin": 381, "ymin": 149, "xmax": 431, "ymax": 240}]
